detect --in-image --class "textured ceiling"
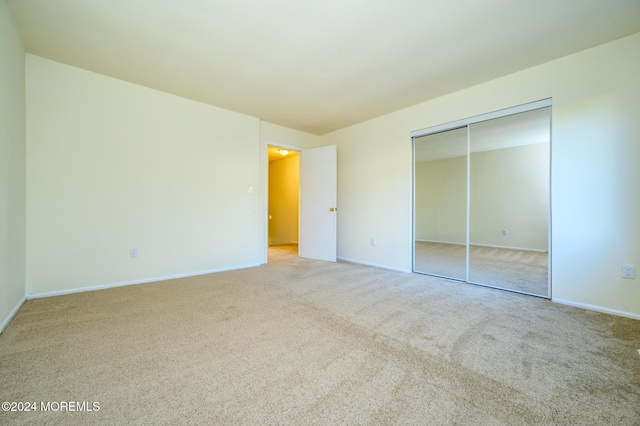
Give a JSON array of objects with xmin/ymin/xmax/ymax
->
[{"xmin": 6, "ymin": 0, "xmax": 640, "ymax": 135}]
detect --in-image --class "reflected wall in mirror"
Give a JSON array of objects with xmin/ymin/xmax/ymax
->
[
  {"xmin": 413, "ymin": 103, "xmax": 551, "ymax": 298},
  {"xmin": 469, "ymin": 108, "xmax": 550, "ymax": 296},
  {"xmin": 414, "ymin": 127, "xmax": 467, "ymax": 280}
]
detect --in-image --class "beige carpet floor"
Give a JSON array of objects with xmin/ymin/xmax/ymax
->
[
  {"xmin": 415, "ymin": 242, "xmax": 549, "ymax": 296},
  {"xmin": 1, "ymin": 244, "xmax": 638, "ymax": 425}
]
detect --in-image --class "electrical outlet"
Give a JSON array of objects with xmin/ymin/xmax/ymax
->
[
  {"xmin": 130, "ymin": 247, "xmax": 138, "ymax": 258},
  {"xmin": 502, "ymin": 229, "xmax": 509, "ymax": 236},
  {"xmin": 622, "ymin": 264, "xmax": 635, "ymax": 279}
]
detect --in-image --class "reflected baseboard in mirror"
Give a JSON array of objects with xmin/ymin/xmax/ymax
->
[{"xmin": 414, "ymin": 242, "xmax": 548, "ymax": 296}]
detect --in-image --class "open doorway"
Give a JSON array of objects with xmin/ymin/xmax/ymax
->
[{"xmin": 267, "ymin": 145, "xmax": 300, "ymax": 261}]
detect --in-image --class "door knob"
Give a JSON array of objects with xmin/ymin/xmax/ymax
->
[{"xmin": 329, "ymin": 207, "xmax": 337, "ymax": 212}]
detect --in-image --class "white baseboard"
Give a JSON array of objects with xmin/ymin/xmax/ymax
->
[
  {"xmin": 552, "ymin": 298, "xmax": 640, "ymax": 320},
  {"xmin": 337, "ymin": 257, "xmax": 411, "ymax": 274},
  {"xmin": 415, "ymin": 239, "xmax": 465, "ymax": 246},
  {"xmin": 1, "ymin": 296, "xmax": 27, "ymax": 334},
  {"xmin": 471, "ymin": 243, "xmax": 548, "ymax": 253},
  {"xmin": 27, "ymin": 263, "xmax": 261, "ymax": 300}
]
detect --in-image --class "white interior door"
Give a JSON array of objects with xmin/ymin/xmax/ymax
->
[{"xmin": 299, "ymin": 145, "xmax": 337, "ymax": 262}]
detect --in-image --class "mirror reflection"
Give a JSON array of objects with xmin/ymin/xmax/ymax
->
[
  {"xmin": 413, "ymin": 106, "xmax": 550, "ymax": 297},
  {"xmin": 414, "ymin": 127, "xmax": 467, "ymax": 280},
  {"xmin": 468, "ymin": 108, "xmax": 550, "ymax": 296}
]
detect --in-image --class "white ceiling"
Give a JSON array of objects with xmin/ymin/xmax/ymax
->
[{"xmin": 6, "ymin": 0, "xmax": 640, "ymax": 135}]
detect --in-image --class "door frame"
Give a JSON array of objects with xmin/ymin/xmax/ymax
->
[{"xmin": 262, "ymin": 140, "xmax": 302, "ymax": 264}]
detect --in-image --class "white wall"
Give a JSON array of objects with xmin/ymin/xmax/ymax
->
[
  {"xmin": 26, "ymin": 55, "xmax": 262, "ymax": 295},
  {"xmin": 416, "ymin": 143, "xmax": 549, "ymax": 250},
  {"xmin": 470, "ymin": 142, "xmax": 549, "ymax": 250},
  {"xmin": 260, "ymin": 122, "xmax": 321, "ymax": 150},
  {"xmin": 322, "ymin": 33, "xmax": 640, "ymax": 318},
  {"xmin": 268, "ymin": 154, "xmax": 299, "ymax": 245},
  {"xmin": 0, "ymin": 2, "xmax": 26, "ymax": 332},
  {"xmin": 415, "ymin": 156, "xmax": 466, "ymax": 244}
]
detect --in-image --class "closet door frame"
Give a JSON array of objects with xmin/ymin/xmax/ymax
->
[{"xmin": 411, "ymin": 98, "xmax": 552, "ymax": 298}]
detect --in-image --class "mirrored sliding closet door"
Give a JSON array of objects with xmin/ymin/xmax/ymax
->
[
  {"xmin": 413, "ymin": 127, "xmax": 467, "ymax": 280},
  {"xmin": 413, "ymin": 101, "xmax": 551, "ymax": 298}
]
